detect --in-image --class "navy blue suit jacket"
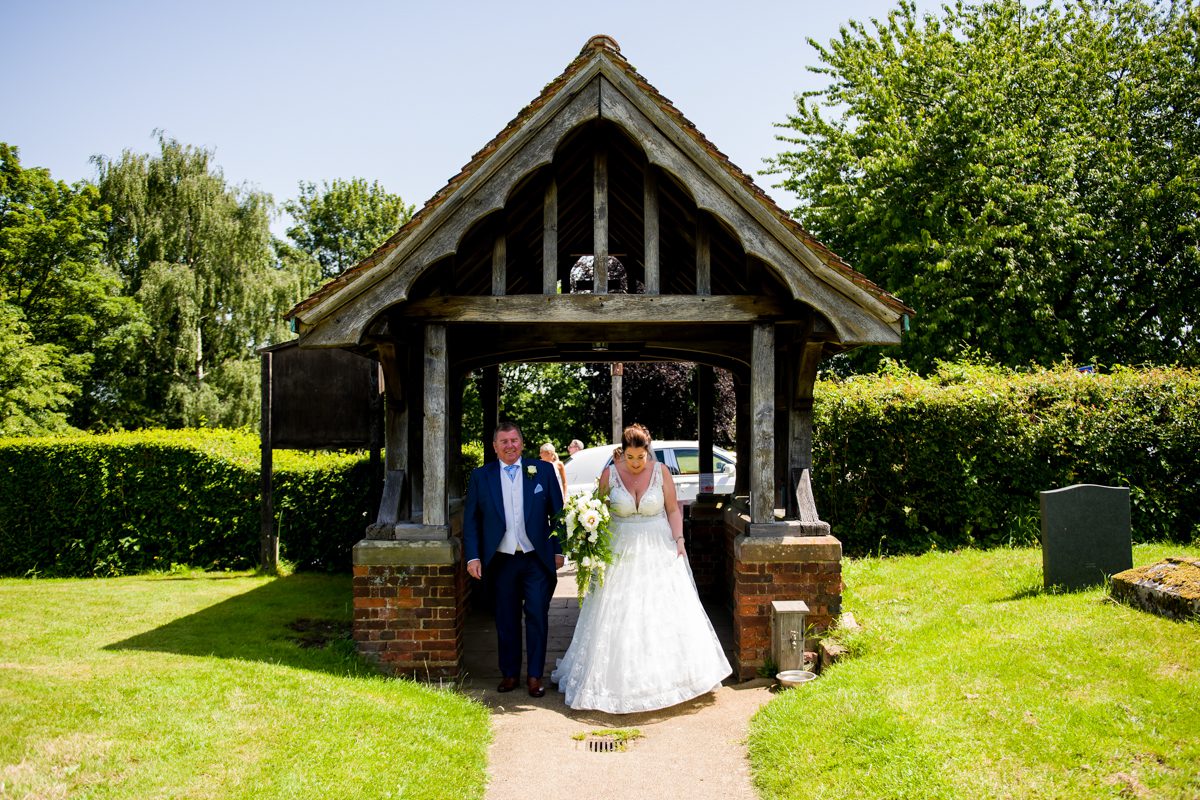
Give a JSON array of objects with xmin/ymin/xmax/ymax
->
[{"xmin": 463, "ymin": 457, "xmax": 564, "ymax": 574}]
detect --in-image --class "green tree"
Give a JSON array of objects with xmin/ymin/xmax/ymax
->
[
  {"xmin": 284, "ymin": 178, "xmax": 414, "ymax": 280},
  {"xmin": 769, "ymin": 0, "xmax": 1200, "ymax": 372},
  {"xmin": 0, "ymin": 142, "xmax": 146, "ymax": 430},
  {"xmin": 96, "ymin": 133, "xmax": 301, "ymax": 427},
  {"xmin": 0, "ymin": 297, "xmax": 76, "ymax": 435}
]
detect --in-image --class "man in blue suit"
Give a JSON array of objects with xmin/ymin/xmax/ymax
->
[{"xmin": 464, "ymin": 421, "xmax": 564, "ymax": 697}]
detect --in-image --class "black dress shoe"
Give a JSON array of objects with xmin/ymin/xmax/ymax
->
[
  {"xmin": 527, "ymin": 677, "xmax": 545, "ymax": 698},
  {"xmin": 497, "ymin": 676, "xmax": 519, "ymax": 693}
]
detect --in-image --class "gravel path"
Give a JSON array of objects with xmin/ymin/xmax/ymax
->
[
  {"xmin": 468, "ymin": 678, "xmax": 776, "ymax": 800},
  {"xmin": 462, "ymin": 562, "xmax": 777, "ymax": 800}
]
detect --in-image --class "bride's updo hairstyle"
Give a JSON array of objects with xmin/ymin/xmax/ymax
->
[{"xmin": 613, "ymin": 423, "xmax": 654, "ymax": 461}]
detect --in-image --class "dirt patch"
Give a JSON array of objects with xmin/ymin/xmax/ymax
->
[{"xmin": 286, "ymin": 618, "xmax": 350, "ymax": 649}]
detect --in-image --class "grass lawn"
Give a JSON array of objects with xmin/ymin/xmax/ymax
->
[
  {"xmin": 0, "ymin": 571, "xmax": 489, "ymax": 799},
  {"xmin": 748, "ymin": 543, "xmax": 1200, "ymax": 800}
]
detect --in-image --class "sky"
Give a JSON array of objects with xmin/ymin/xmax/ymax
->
[{"xmin": 4, "ymin": 0, "xmax": 933, "ymax": 235}]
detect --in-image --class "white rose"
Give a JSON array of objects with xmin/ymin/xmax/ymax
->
[
  {"xmin": 526, "ymin": 465, "xmax": 537, "ymax": 477},
  {"xmin": 581, "ymin": 509, "xmax": 600, "ymax": 532},
  {"xmin": 588, "ymin": 532, "xmax": 598, "ymax": 543},
  {"xmin": 581, "ymin": 556, "xmax": 591, "ymax": 567}
]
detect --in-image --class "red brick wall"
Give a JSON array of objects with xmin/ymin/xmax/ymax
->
[
  {"xmin": 730, "ymin": 532, "xmax": 842, "ymax": 680},
  {"xmin": 352, "ymin": 561, "xmax": 467, "ymax": 679}
]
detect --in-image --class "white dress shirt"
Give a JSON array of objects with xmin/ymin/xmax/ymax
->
[{"xmin": 497, "ymin": 461, "xmax": 535, "ymax": 555}]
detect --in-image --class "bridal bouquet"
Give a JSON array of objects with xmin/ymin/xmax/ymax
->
[{"xmin": 555, "ymin": 486, "xmax": 613, "ymax": 603}]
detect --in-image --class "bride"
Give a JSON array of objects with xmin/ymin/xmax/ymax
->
[{"xmin": 552, "ymin": 424, "xmax": 732, "ymax": 713}]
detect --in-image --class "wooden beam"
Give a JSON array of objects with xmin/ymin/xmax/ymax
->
[
  {"xmin": 401, "ymin": 294, "xmax": 791, "ymax": 323},
  {"xmin": 697, "ymin": 364, "xmax": 714, "ymax": 492},
  {"xmin": 422, "ymin": 324, "xmax": 448, "ymax": 529},
  {"xmin": 481, "ymin": 366, "xmax": 499, "ymax": 463},
  {"xmin": 644, "ymin": 169, "xmax": 659, "ymax": 295},
  {"xmin": 375, "ymin": 344, "xmax": 410, "ymax": 525},
  {"xmin": 611, "ymin": 362, "xmax": 623, "ymax": 443},
  {"xmin": 491, "ymin": 233, "xmax": 506, "ymax": 297},
  {"xmin": 790, "ymin": 340, "xmax": 825, "ymax": 523},
  {"xmin": 696, "ymin": 217, "xmax": 711, "ymax": 296},
  {"xmin": 259, "ymin": 351, "xmax": 278, "ymax": 573},
  {"xmin": 734, "ymin": 377, "xmax": 750, "ymax": 496},
  {"xmin": 543, "ymin": 179, "xmax": 558, "ymax": 294},
  {"xmin": 750, "ymin": 323, "xmax": 776, "ymax": 524},
  {"xmin": 593, "ymin": 146, "xmax": 608, "ymax": 294}
]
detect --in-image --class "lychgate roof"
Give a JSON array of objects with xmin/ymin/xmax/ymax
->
[{"xmin": 287, "ymin": 35, "xmax": 911, "ymax": 350}]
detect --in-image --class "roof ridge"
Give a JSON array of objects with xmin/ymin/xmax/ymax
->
[{"xmin": 287, "ymin": 35, "xmax": 911, "ymax": 323}]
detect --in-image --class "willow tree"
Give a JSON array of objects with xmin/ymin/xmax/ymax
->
[{"xmin": 96, "ymin": 134, "xmax": 301, "ymax": 427}]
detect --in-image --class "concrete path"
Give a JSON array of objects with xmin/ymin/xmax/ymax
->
[{"xmin": 462, "ymin": 565, "xmax": 777, "ymax": 800}]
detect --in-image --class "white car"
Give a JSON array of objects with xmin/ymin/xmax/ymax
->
[{"xmin": 562, "ymin": 440, "xmax": 737, "ymax": 504}]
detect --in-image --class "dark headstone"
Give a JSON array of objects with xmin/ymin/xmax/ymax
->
[{"xmin": 1039, "ymin": 484, "xmax": 1132, "ymax": 590}]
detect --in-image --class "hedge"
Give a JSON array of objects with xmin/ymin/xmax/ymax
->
[
  {"xmin": 813, "ymin": 362, "xmax": 1200, "ymax": 556},
  {"xmin": 3, "ymin": 365, "xmax": 1196, "ymax": 575},
  {"xmin": 0, "ymin": 430, "xmax": 372, "ymax": 577}
]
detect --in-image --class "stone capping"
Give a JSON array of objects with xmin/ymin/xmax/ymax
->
[
  {"xmin": 352, "ymin": 537, "xmax": 461, "ymax": 566},
  {"xmin": 735, "ymin": 533, "xmax": 842, "ymax": 563},
  {"xmin": 723, "ymin": 507, "xmax": 831, "ymax": 539},
  {"xmin": 1110, "ymin": 557, "xmax": 1200, "ymax": 621},
  {"xmin": 365, "ymin": 523, "xmax": 453, "ymax": 541}
]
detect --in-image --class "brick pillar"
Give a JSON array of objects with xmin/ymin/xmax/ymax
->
[
  {"xmin": 726, "ymin": 511, "xmax": 841, "ymax": 680},
  {"xmin": 352, "ymin": 538, "xmax": 466, "ymax": 679}
]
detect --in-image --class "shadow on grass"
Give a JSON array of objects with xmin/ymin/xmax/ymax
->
[
  {"xmin": 104, "ymin": 573, "xmax": 374, "ymax": 677},
  {"xmin": 998, "ymin": 584, "xmax": 1047, "ymax": 602}
]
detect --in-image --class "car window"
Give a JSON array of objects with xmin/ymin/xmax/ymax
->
[
  {"xmin": 671, "ymin": 448, "xmax": 734, "ymax": 475},
  {"xmin": 672, "ymin": 448, "xmax": 699, "ymax": 474}
]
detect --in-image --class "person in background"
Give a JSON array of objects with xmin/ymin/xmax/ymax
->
[
  {"xmin": 567, "ymin": 439, "xmax": 585, "ymax": 457},
  {"xmin": 540, "ymin": 442, "xmax": 568, "ymax": 500}
]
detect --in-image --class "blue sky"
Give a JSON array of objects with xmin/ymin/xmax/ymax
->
[{"xmin": 4, "ymin": 0, "xmax": 933, "ymax": 232}]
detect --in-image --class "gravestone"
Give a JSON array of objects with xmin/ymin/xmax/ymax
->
[{"xmin": 1039, "ymin": 484, "xmax": 1132, "ymax": 590}]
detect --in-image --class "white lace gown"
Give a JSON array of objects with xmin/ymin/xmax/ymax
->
[{"xmin": 552, "ymin": 463, "xmax": 732, "ymax": 713}]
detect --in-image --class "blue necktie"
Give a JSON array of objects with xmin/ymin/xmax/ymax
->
[{"xmin": 504, "ymin": 464, "xmax": 519, "ymax": 481}]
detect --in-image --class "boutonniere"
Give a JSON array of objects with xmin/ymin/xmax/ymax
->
[{"xmin": 525, "ymin": 465, "xmax": 538, "ymax": 481}]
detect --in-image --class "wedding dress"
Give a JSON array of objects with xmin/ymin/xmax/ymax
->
[{"xmin": 552, "ymin": 462, "xmax": 732, "ymax": 713}]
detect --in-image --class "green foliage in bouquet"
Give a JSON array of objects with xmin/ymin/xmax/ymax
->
[{"xmin": 556, "ymin": 485, "xmax": 614, "ymax": 603}]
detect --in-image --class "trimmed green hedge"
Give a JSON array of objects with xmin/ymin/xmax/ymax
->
[
  {"xmin": 3, "ymin": 365, "xmax": 1196, "ymax": 574},
  {"xmin": 0, "ymin": 430, "xmax": 372, "ymax": 576},
  {"xmin": 814, "ymin": 363, "xmax": 1200, "ymax": 555}
]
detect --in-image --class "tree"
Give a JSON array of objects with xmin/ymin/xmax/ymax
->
[
  {"xmin": 769, "ymin": 0, "xmax": 1200, "ymax": 372},
  {"xmin": 583, "ymin": 363, "xmax": 737, "ymax": 446},
  {"xmin": 0, "ymin": 142, "xmax": 145, "ymax": 430},
  {"xmin": 0, "ymin": 298, "xmax": 76, "ymax": 435},
  {"xmin": 284, "ymin": 178, "xmax": 414, "ymax": 280},
  {"xmin": 96, "ymin": 133, "xmax": 302, "ymax": 427}
]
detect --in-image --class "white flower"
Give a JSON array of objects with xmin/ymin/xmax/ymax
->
[
  {"xmin": 588, "ymin": 499, "xmax": 602, "ymax": 510},
  {"xmin": 526, "ymin": 465, "xmax": 537, "ymax": 478},
  {"xmin": 581, "ymin": 556, "xmax": 591, "ymax": 567},
  {"xmin": 588, "ymin": 532, "xmax": 598, "ymax": 543},
  {"xmin": 580, "ymin": 509, "xmax": 601, "ymax": 532}
]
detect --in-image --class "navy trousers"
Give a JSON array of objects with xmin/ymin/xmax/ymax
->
[{"xmin": 489, "ymin": 552, "xmax": 555, "ymax": 679}]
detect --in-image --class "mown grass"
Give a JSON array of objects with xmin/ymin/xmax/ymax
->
[
  {"xmin": 748, "ymin": 543, "xmax": 1200, "ymax": 800},
  {"xmin": 0, "ymin": 571, "xmax": 488, "ymax": 799}
]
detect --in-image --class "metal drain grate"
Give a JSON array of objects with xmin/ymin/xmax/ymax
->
[
  {"xmin": 586, "ymin": 736, "xmax": 619, "ymax": 753},
  {"xmin": 575, "ymin": 730, "xmax": 643, "ymax": 753}
]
